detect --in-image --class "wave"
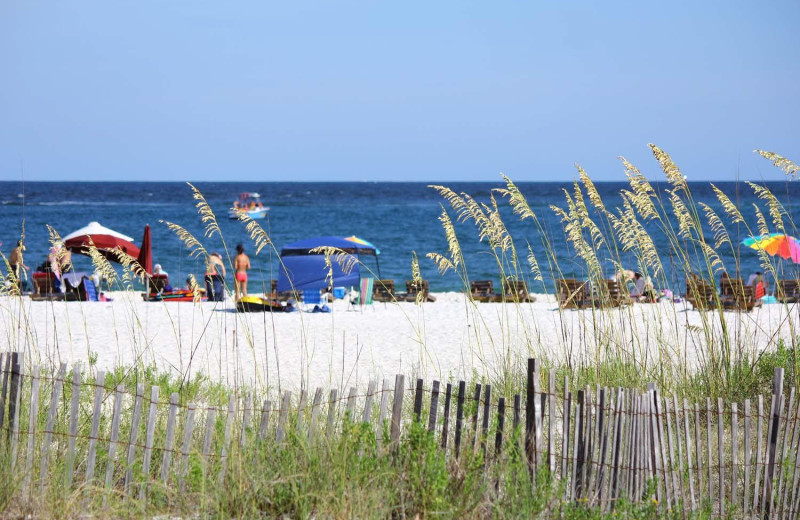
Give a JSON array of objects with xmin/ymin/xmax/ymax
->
[{"xmin": 33, "ymin": 201, "xmax": 180, "ymax": 207}]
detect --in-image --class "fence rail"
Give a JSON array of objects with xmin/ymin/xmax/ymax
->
[{"xmin": 0, "ymin": 351, "xmax": 798, "ymax": 518}]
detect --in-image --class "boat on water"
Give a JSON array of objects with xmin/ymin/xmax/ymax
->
[{"xmin": 228, "ymin": 192, "xmax": 269, "ymax": 220}]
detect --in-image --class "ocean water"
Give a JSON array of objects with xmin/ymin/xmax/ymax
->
[{"xmin": 2, "ymin": 181, "xmax": 800, "ymax": 293}]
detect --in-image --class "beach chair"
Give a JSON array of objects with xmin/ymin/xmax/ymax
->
[
  {"xmin": 301, "ymin": 289, "xmax": 328, "ymax": 312},
  {"xmin": 777, "ymin": 280, "xmax": 800, "ymax": 303},
  {"xmin": 470, "ymin": 280, "xmax": 496, "ymax": 302},
  {"xmin": 597, "ymin": 279, "xmax": 631, "ymax": 307},
  {"xmin": 685, "ymin": 277, "xmax": 718, "ymax": 310},
  {"xmin": 359, "ymin": 277, "xmax": 374, "ymax": 309},
  {"xmin": 720, "ymin": 278, "xmax": 756, "ymax": 311},
  {"xmin": 148, "ymin": 274, "xmax": 170, "ymax": 294},
  {"xmin": 32, "ymin": 271, "xmax": 59, "ymax": 295},
  {"xmin": 557, "ymin": 279, "xmax": 590, "ymax": 309},
  {"xmin": 501, "ymin": 278, "xmax": 535, "ymax": 303},
  {"xmin": 405, "ymin": 279, "xmax": 436, "ymax": 302},
  {"xmin": 373, "ymin": 279, "xmax": 396, "ymax": 302}
]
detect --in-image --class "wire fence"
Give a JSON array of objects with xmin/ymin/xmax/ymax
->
[{"xmin": 1, "ymin": 351, "xmax": 798, "ymax": 517}]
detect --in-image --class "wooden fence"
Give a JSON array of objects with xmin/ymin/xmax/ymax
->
[{"xmin": 1, "ymin": 351, "xmax": 799, "ymax": 518}]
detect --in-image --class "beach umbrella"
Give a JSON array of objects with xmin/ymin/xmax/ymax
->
[
  {"xmin": 277, "ymin": 236, "xmax": 380, "ymax": 292},
  {"xmin": 345, "ymin": 235, "xmax": 382, "ymax": 279},
  {"xmin": 63, "ymin": 221, "xmax": 140, "ymax": 262},
  {"xmin": 137, "ymin": 224, "xmax": 153, "ymax": 275},
  {"xmin": 742, "ymin": 233, "xmax": 800, "ymax": 263}
]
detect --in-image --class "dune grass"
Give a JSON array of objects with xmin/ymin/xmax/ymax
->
[{"xmin": 0, "ymin": 144, "xmax": 799, "ymax": 517}]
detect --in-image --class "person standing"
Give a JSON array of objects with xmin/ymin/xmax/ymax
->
[
  {"xmin": 9, "ymin": 239, "xmax": 29, "ymax": 292},
  {"xmin": 234, "ymin": 244, "xmax": 250, "ymax": 301},
  {"xmin": 205, "ymin": 252, "xmax": 226, "ymax": 302}
]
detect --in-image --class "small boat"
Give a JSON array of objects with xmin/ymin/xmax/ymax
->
[{"xmin": 228, "ymin": 192, "xmax": 269, "ymax": 220}]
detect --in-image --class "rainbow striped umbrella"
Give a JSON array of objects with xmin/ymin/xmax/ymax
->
[
  {"xmin": 742, "ymin": 233, "xmax": 800, "ymax": 263},
  {"xmin": 345, "ymin": 236, "xmax": 380, "ymax": 255}
]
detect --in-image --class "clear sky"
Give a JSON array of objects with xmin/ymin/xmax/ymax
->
[{"xmin": 1, "ymin": 1, "xmax": 798, "ymax": 182}]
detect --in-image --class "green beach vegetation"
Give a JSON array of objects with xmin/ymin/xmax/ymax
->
[{"xmin": 0, "ymin": 145, "xmax": 799, "ymax": 518}]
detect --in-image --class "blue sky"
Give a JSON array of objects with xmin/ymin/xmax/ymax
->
[{"xmin": 1, "ymin": 1, "xmax": 798, "ymax": 182}]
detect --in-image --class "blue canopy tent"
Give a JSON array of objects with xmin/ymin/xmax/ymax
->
[{"xmin": 276, "ymin": 236, "xmax": 381, "ymax": 292}]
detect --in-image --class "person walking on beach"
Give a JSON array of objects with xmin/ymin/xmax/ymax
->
[
  {"xmin": 205, "ymin": 252, "xmax": 226, "ymax": 301},
  {"xmin": 234, "ymin": 244, "xmax": 250, "ymax": 301}
]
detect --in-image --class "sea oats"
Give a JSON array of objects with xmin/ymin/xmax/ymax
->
[
  {"xmin": 699, "ymin": 202, "xmax": 731, "ymax": 250},
  {"xmin": 525, "ymin": 243, "xmax": 543, "ymax": 281},
  {"xmin": 668, "ymin": 189, "xmax": 695, "ymax": 240},
  {"xmin": 187, "ymin": 273, "xmax": 202, "ymax": 304},
  {"xmin": 620, "ymin": 156, "xmax": 658, "ymax": 218},
  {"xmin": 711, "ymin": 184, "xmax": 744, "ymax": 224},
  {"xmin": 649, "ymin": 143, "xmax": 687, "ymax": 190},
  {"xmin": 753, "ymin": 204, "xmax": 770, "ymax": 237},
  {"xmin": 755, "ymin": 150, "xmax": 799, "ymax": 179},
  {"xmin": 437, "ymin": 207, "xmax": 463, "ymax": 270},
  {"xmin": 410, "ymin": 251, "xmax": 424, "ymax": 305},
  {"xmin": 188, "ymin": 182, "xmax": 222, "ymax": 239},
  {"xmin": 496, "ymin": 175, "xmax": 536, "ymax": 222},
  {"xmin": 160, "ymin": 220, "xmax": 209, "ymax": 259},
  {"xmin": 426, "ymin": 252, "xmax": 455, "ymax": 275},
  {"xmin": 747, "ymin": 182, "xmax": 786, "ymax": 233},
  {"xmin": 237, "ymin": 212, "xmax": 273, "ymax": 255},
  {"xmin": 577, "ymin": 163, "xmax": 606, "ymax": 213},
  {"xmin": 429, "ymin": 185, "xmax": 471, "ymax": 223},
  {"xmin": 85, "ymin": 239, "xmax": 118, "ymax": 287},
  {"xmin": 309, "ymin": 246, "xmax": 359, "ymax": 277}
]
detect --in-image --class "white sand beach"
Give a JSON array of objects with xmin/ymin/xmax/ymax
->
[{"xmin": 2, "ymin": 292, "xmax": 798, "ymax": 391}]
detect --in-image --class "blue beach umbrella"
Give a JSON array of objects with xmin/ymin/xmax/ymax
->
[{"xmin": 276, "ymin": 236, "xmax": 380, "ymax": 292}]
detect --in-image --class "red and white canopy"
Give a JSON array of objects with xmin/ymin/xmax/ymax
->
[{"xmin": 63, "ymin": 221, "xmax": 140, "ymax": 260}]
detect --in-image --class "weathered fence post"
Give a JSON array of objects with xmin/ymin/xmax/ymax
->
[
  {"xmin": 376, "ymin": 381, "xmax": 390, "ymax": 449},
  {"xmin": 160, "ymin": 393, "xmax": 180, "ymax": 483},
  {"xmin": 326, "ymin": 389, "xmax": 338, "ymax": 439},
  {"xmin": 24, "ymin": 365, "xmax": 40, "ymax": 492},
  {"xmin": 218, "ymin": 395, "xmax": 236, "ymax": 485},
  {"xmin": 258, "ymin": 400, "xmax": 271, "ymax": 441},
  {"xmin": 240, "ymin": 392, "xmax": 252, "ymax": 448},
  {"xmin": 123, "ymin": 383, "xmax": 145, "ymax": 497},
  {"xmin": 0, "ymin": 353, "xmax": 10, "ymax": 434},
  {"xmin": 764, "ymin": 368, "xmax": 785, "ymax": 518},
  {"xmin": 65, "ymin": 363, "xmax": 81, "ymax": 488},
  {"xmin": 413, "ymin": 379, "xmax": 424, "ymax": 423},
  {"xmin": 495, "ymin": 397, "xmax": 505, "ymax": 456},
  {"xmin": 525, "ymin": 358, "xmax": 536, "ymax": 475},
  {"xmin": 178, "ymin": 403, "xmax": 196, "ymax": 492},
  {"xmin": 362, "ymin": 381, "xmax": 376, "ymax": 425},
  {"xmin": 390, "ymin": 374, "xmax": 404, "ymax": 447},
  {"xmin": 85, "ymin": 371, "xmax": 107, "ymax": 484},
  {"xmin": 139, "ymin": 385, "xmax": 160, "ymax": 500},
  {"xmin": 481, "ymin": 385, "xmax": 491, "ymax": 460},
  {"xmin": 427, "ymin": 380, "xmax": 439, "ymax": 434},
  {"xmin": 441, "ymin": 383, "xmax": 452, "ymax": 450},
  {"xmin": 40, "ymin": 362, "xmax": 66, "ymax": 495},
  {"xmin": 103, "ymin": 384, "xmax": 125, "ymax": 504},
  {"xmin": 454, "ymin": 381, "xmax": 465, "ymax": 459},
  {"xmin": 8, "ymin": 354, "xmax": 22, "ymax": 468},
  {"xmin": 276, "ymin": 391, "xmax": 290, "ymax": 443},
  {"xmin": 310, "ymin": 388, "xmax": 324, "ymax": 440}
]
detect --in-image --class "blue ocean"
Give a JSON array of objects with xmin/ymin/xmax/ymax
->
[{"xmin": 2, "ymin": 181, "xmax": 800, "ymax": 293}]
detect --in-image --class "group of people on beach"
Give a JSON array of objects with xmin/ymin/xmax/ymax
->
[
  {"xmin": 4, "ymin": 238, "xmax": 75, "ymax": 293},
  {"xmin": 3, "ymin": 235, "xmax": 254, "ymax": 302},
  {"xmin": 203, "ymin": 244, "xmax": 251, "ymax": 301}
]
